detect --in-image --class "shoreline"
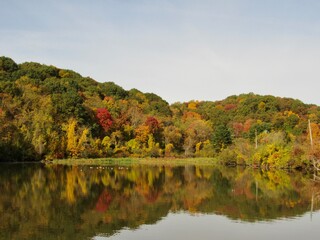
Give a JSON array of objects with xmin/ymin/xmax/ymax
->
[{"xmin": 43, "ymin": 157, "xmax": 220, "ymax": 167}]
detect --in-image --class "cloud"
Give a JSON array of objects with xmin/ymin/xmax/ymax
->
[{"xmin": 1, "ymin": 0, "xmax": 320, "ymax": 105}]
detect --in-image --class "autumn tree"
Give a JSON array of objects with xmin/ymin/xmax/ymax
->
[
  {"xmin": 96, "ymin": 108, "xmax": 113, "ymax": 132},
  {"xmin": 163, "ymin": 125, "xmax": 183, "ymax": 154},
  {"xmin": 183, "ymin": 119, "xmax": 213, "ymax": 156},
  {"xmin": 145, "ymin": 116, "xmax": 160, "ymax": 134}
]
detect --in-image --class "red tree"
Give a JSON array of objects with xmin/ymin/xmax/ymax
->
[
  {"xmin": 232, "ymin": 122, "xmax": 244, "ymax": 137},
  {"xmin": 96, "ymin": 108, "xmax": 113, "ymax": 131},
  {"xmin": 145, "ymin": 116, "xmax": 160, "ymax": 134}
]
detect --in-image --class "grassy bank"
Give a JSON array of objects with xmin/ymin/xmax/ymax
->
[{"xmin": 44, "ymin": 157, "xmax": 220, "ymax": 166}]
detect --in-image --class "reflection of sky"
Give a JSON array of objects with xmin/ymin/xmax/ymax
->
[
  {"xmin": 95, "ymin": 211, "xmax": 320, "ymax": 240},
  {"xmin": 1, "ymin": 0, "xmax": 320, "ymax": 105}
]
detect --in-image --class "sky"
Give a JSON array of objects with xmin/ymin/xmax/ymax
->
[{"xmin": 1, "ymin": 0, "xmax": 320, "ymax": 104}]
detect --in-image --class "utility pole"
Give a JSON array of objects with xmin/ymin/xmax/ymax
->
[
  {"xmin": 309, "ymin": 119, "xmax": 313, "ymax": 150},
  {"xmin": 309, "ymin": 119, "xmax": 317, "ymax": 172}
]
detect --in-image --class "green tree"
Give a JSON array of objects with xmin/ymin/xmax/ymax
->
[{"xmin": 212, "ymin": 125, "xmax": 232, "ymax": 152}]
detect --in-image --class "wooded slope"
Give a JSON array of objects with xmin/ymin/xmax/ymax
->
[{"xmin": 1, "ymin": 56, "xmax": 319, "ymax": 167}]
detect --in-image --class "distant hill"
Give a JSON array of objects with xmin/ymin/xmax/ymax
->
[{"xmin": 1, "ymin": 56, "xmax": 319, "ymax": 167}]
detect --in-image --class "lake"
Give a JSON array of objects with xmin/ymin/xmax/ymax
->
[{"xmin": 0, "ymin": 162, "xmax": 320, "ymax": 240}]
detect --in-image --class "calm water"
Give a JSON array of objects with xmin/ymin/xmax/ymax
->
[{"xmin": 0, "ymin": 163, "xmax": 320, "ymax": 240}]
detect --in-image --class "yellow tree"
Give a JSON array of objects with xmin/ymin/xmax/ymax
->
[
  {"xmin": 66, "ymin": 119, "xmax": 77, "ymax": 156},
  {"xmin": 65, "ymin": 119, "xmax": 90, "ymax": 157}
]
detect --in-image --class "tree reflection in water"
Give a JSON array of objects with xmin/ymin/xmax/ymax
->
[{"xmin": 0, "ymin": 163, "xmax": 319, "ymax": 240}]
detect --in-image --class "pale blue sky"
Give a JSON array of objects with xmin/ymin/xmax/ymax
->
[{"xmin": 1, "ymin": 0, "xmax": 320, "ymax": 104}]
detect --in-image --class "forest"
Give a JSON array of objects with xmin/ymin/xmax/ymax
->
[{"xmin": 1, "ymin": 56, "xmax": 320, "ymax": 168}]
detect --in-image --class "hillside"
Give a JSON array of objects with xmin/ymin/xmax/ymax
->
[{"xmin": 1, "ymin": 56, "xmax": 320, "ymax": 167}]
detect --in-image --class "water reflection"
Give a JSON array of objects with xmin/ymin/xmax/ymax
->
[{"xmin": 0, "ymin": 163, "xmax": 319, "ymax": 240}]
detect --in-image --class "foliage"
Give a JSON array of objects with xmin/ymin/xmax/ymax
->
[
  {"xmin": 96, "ymin": 108, "xmax": 113, "ymax": 132},
  {"xmin": 0, "ymin": 56, "xmax": 319, "ymax": 167},
  {"xmin": 212, "ymin": 125, "xmax": 232, "ymax": 152},
  {"xmin": 0, "ymin": 56, "xmax": 18, "ymax": 73},
  {"xmin": 101, "ymin": 81, "xmax": 128, "ymax": 99}
]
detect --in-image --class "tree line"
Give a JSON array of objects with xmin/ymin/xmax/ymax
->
[{"xmin": 1, "ymin": 56, "xmax": 320, "ymax": 168}]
